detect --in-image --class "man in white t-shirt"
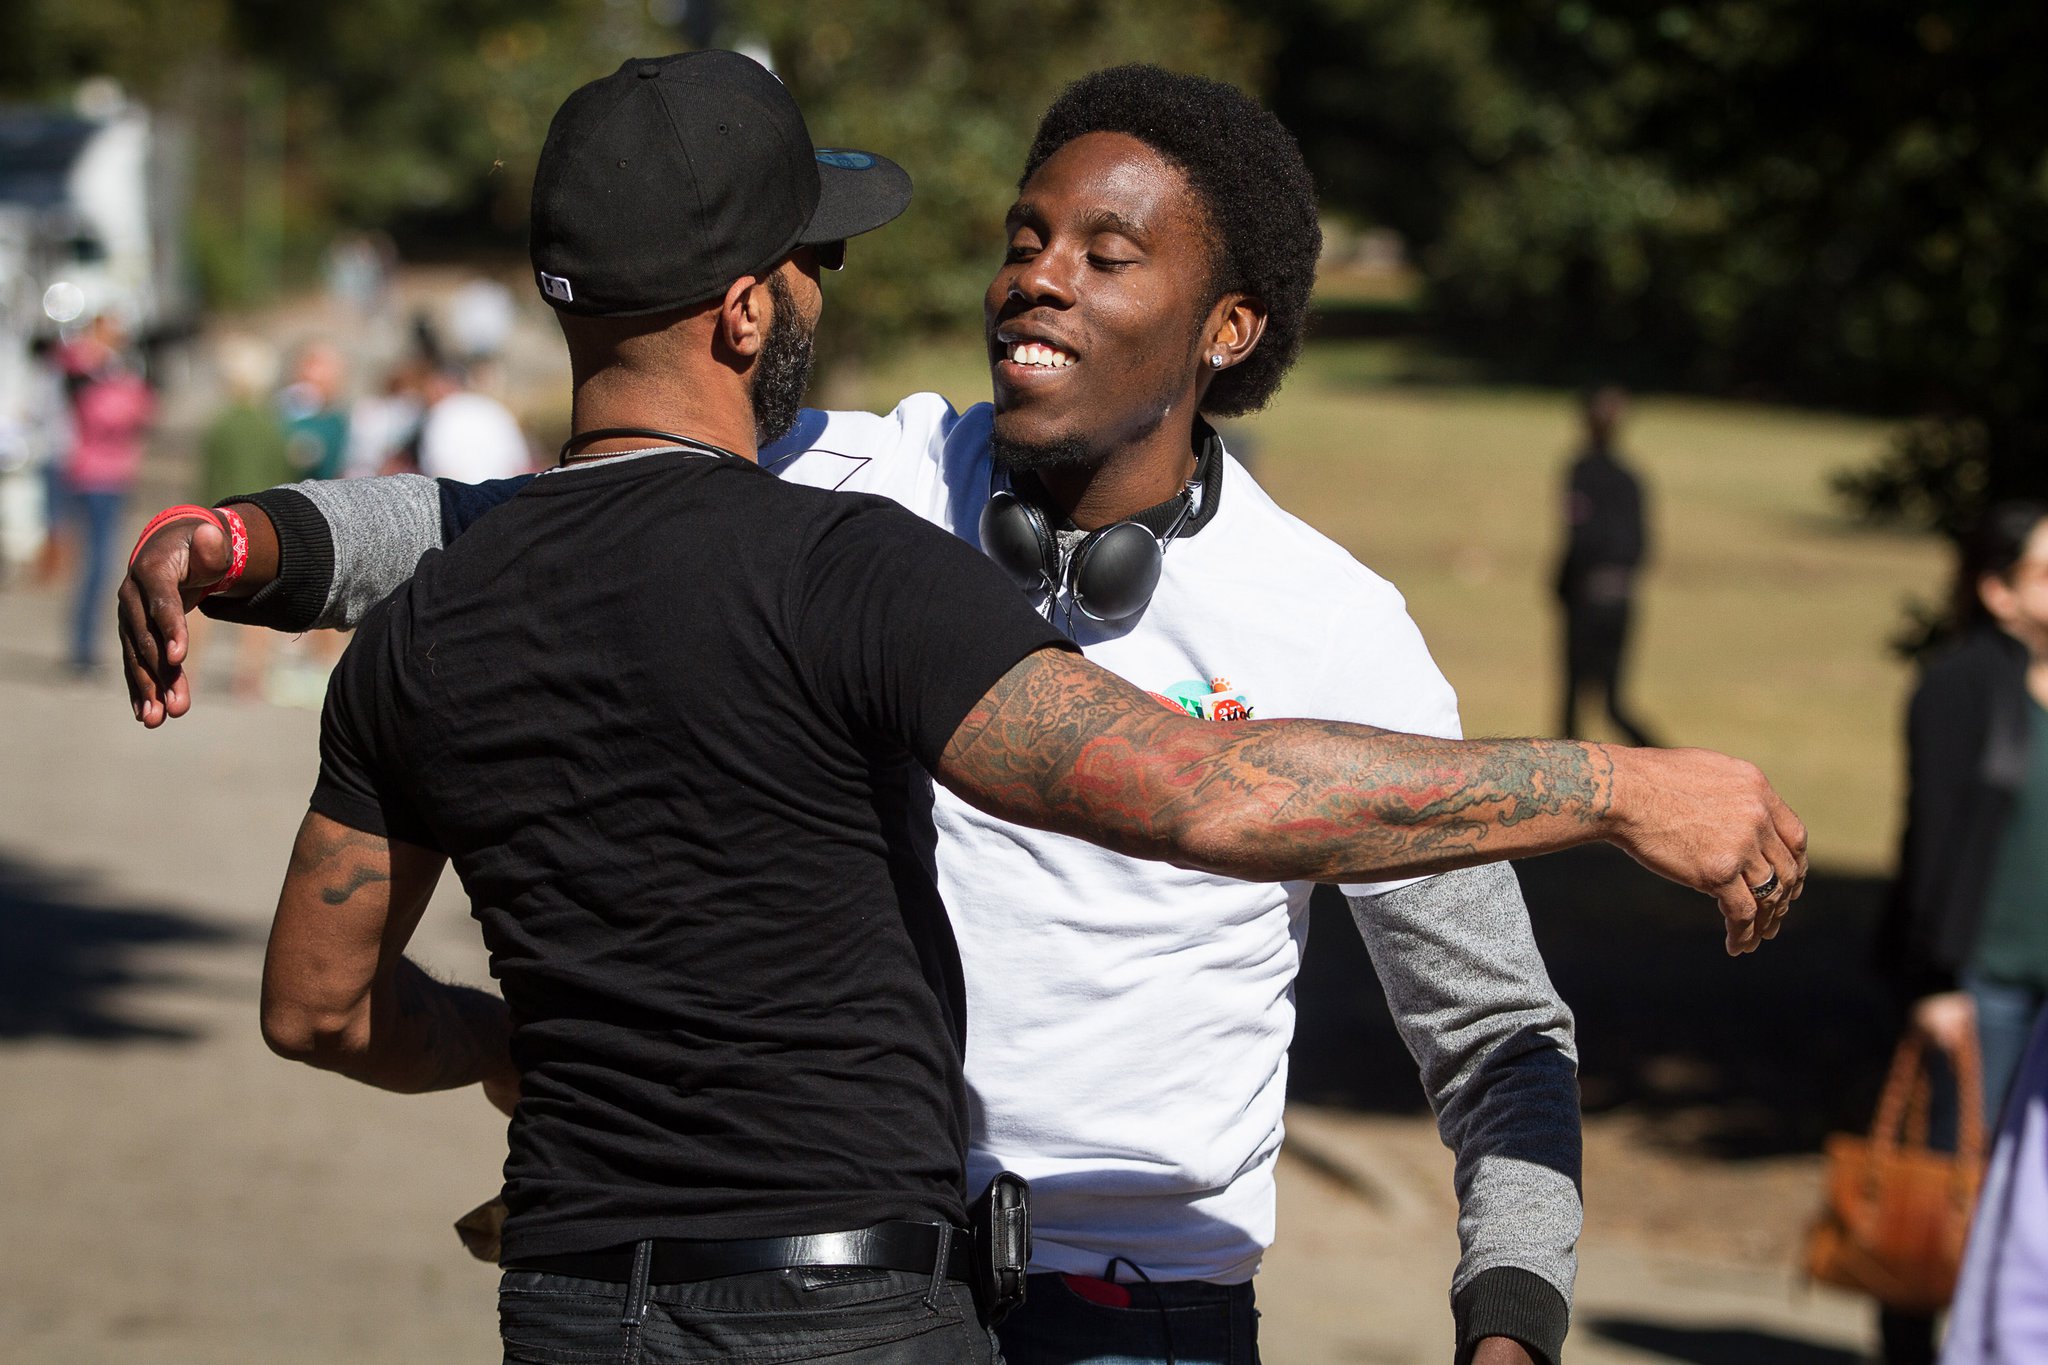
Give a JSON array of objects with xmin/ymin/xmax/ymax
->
[
  {"xmin": 416, "ymin": 365, "xmax": 530, "ymax": 483},
  {"xmin": 755, "ymin": 75, "xmax": 1575, "ymax": 1361},
  {"xmin": 120, "ymin": 66, "xmax": 1808, "ymax": 1365}
]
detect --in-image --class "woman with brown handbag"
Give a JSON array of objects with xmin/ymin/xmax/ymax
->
[{"xmin": 1874, "ymin": 500, "xmax": 2048, "ymax": 1363}]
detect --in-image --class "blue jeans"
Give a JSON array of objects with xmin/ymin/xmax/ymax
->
[
  {"xmin": 498, "ymin": 1262, "xmax": 1001, "ymax": 1364},
  {"xmin": 995, "ymin": 1273, "xmax": 1259, "ymax": 1365},
  {"xmin": 1966, "ymin": 973, "xmax": 2047, "ymax": 1128},
  {"xmin": 66, "ymin": 487, "xmax": 123, "ymax": 668}
]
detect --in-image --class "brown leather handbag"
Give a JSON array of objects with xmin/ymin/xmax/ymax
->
[{"xmin": 1805, "ymin": 1031, "xmax": 1986, "ymax": 1312}]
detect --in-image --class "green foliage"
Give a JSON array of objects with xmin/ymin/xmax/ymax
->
[
  {"xmin": 0, "ymin": 0, "xmax": 228, "ymax": 98},
  {"xmin": 1267, "ymin": 0, "xmax": 2048, "ymax": 535},
  {"xmin": 1, "ymin": 0, "xmax": 668, "ymax": 295},
  {"xmin": 2, "ymin": 0, "xmax": 1259, "ymax": 357}
]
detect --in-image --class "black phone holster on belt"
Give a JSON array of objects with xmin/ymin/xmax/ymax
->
[{"xmin": 969, "ymin": 1172, "xmax": 1031, "ymax": 1324}]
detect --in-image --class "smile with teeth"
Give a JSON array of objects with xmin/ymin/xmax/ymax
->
[{"xmin": 1005, "ymin": 339, "xmax": 1076, "ymax": 369}]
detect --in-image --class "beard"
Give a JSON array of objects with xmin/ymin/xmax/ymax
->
[
  {"xmin": 750, "ymin": 273, "xmax": 817, "ymax": 446},
  {"xmin": 989, "ymin": 429, "xmax": 1095, "ymax": 472}
]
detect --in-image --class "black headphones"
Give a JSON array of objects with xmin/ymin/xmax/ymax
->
[{"xmin": 978, "ymin": 468, "xmax": 1206, "ymax": 623}]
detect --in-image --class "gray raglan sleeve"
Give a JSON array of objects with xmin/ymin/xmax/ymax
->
[
  {"xmin": 199, "ymin": 474, "xmax": 451, "ymax": 632},
  {"xmin": 1347, "ymin": 861, "xmax": 1582, "ymax": 1365}
]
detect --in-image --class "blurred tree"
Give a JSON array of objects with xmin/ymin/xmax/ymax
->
[
  {"xmin": 1262, "ymin": 1, "xmax": 2047, "ymax": 535},
  {"xmin": 1, "ymin": 0, "xmax": 1260, "ymax": 352},
  {"xmin": 1256, "ymin": 0, "xmax": 1504, "ymax": 253},
  {"xmin": 0, "ymin": 0, "xmax": 667, "ymax": 299}
]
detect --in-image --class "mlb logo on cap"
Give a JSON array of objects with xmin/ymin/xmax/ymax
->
[{"xmin": 539, "ymin": 272, "xmax": 575, "ymax": 303}]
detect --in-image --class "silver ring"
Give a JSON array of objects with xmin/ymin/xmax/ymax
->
[{"xmin": 1749, "ymin": 871, "xmax": 1780, "ymax": 900}]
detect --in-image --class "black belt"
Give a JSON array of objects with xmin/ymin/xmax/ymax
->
[{"xmin": 509, "ymin": 1220, "xmax": 976, "ymax": 1286}]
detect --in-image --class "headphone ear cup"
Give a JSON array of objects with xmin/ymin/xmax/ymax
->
[
  {"xmin": 979, "ymin": 489, "xmax": 1058, "ymax": 592},
  {"xmin": 1069, "ymin": 521, "xmax": 1165, "ymax": 622}
]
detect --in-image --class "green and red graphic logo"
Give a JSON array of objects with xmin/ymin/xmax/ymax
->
[{"xmin": 1152, "ymin": 676, "xmax": 1255, "ymax": 722}]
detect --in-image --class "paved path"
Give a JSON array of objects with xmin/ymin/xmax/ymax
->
[{"xmin": 2, "ymin": 508, "xmax": 1885, "ymax": 1362}]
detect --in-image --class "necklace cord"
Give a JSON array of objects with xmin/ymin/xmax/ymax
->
[{"xmin": 558, "ymin": 427, "xmax": 744, "ymax": 465}]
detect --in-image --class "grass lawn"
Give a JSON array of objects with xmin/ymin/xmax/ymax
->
[{"xmin": 843, "ymin": 337, "xmax": 1945, "ymax": 875}]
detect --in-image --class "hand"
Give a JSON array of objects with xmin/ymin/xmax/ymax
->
[
  {"xmin": 1603, "ymin": 746, "xmax": 1809, "ymax": 956},
  {"xmin": 118, "ymin": 513, "xmax": 233, "ymax": 726},
  {"xmin": 1471, "ymin": 1337, "xmax": 1537, "ymax": 1365},
  {"xmin": 1911, "ymin": 992, "xmax": 1976, "ymax": 1058}
]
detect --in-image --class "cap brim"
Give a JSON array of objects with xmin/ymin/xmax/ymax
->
[{"xmin": 800, "ymin": 150, "xmax": 913, "ymax": 245}]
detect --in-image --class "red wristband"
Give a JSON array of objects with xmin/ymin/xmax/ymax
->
[
  {"xmin": 213, "ymin": 504, "xmax": 250, "ymax": 597},
  {"xmin": 128, "ymin": 503, "xmax": 250, "ymax": 599}
]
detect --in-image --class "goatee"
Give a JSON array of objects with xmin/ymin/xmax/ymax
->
[{"xmin": 990, "ymin": 430, "xmax": 1094, "ymax": 472}]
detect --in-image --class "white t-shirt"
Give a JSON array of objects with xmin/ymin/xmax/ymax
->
[
  {"xmin": 765, "ymin": 395, "xmax": 1462, "ymax": 1283},
  {"xmin": 417, "ymin": 391, "xmax": 529, "ymax": 484}
]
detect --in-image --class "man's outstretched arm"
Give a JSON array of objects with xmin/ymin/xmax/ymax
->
[
  {"xmin": 121, "ymin": 473, "xmax": 507, "ymax": 725},
  {"xmin": 261, "ymin": 812, "xmax": 517, "ymax": 1107},
  {"xmin": 935, "ymin": 648, "xmax": 1807, "ymax": 953}
]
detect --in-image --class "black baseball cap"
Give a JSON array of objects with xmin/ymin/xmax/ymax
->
[{"xmin": 529, "ymin": 50, "xmax": 912, "ymax": 317}]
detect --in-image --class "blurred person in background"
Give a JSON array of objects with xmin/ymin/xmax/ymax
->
[
  {"xmin": 344, "ymin": 356, "xmax": 428, "ymax": 479},
  {"xmin": 1878, "ymin": 499, "xmax": 2048, "ymax": 1365},
  {"xmin": 0, "ymin": 333, "xmax": 71, "ymax": 582},
  {"xmin": 324, "ymin": 231, "xmax": 395, "ymax": 318},
  {"xmin": 57, "ymin": 312, "xmax": 152, "ymax": 674},
  {"xmin": 446, "ymin": 276, "xmax": 516, "ymax": 364},
  {"xmin": 279, "ymin": 339, "xmax": 351, "ymax": 483},
  {"xmin": 194, "ymin": 333, "xmax": 293, "ymax": 699},
  {"xmin": 272, "ymin": 339, "xmax": 354, "ymax": 700},
  {"xmin": 415, "ymin": 361, "xmax": 530, "ymax": 482},
  {"xmin": 1556, "ymin": 385, "xmax": 1660, "ymax": 747}
]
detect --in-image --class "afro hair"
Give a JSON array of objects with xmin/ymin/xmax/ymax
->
[{"xmin": 1021, "ymin": 65, "xmax": 1322, "ymax": 418}]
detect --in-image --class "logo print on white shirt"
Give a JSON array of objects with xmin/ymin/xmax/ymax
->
[{"xmin": 1157, "ymin": 677, "xmax": 1254, "ymax": 722}]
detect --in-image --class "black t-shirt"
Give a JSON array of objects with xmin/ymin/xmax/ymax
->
[
  {"xmin": 1561, "ymin": 448, "xmax": 1646, "ymax": 576},
  {"xmin": 310, "ymin": 450, "xmax": 1069, "ymax": 1260}
]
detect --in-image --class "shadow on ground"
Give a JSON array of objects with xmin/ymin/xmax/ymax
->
[
  {"xmin": 1290, "ymin": 846, "xmax": 1895, "ymax": 1157},
  {"xmin": 1585, "ymin": 1316, "xmax": 1863, "ymax": 1364},
  {"xmin": 0, "ymin": 853, "xmax": 245, "ymax": 1043}
]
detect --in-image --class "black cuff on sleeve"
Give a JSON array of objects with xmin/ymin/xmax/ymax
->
[
  {"xmin": 1454, "ymin": 1266, "xmax": 1570, "ymax": 1365},
  {"xmin": 197, "ymin": 487, "xmax": 334, "ymax": 633}
]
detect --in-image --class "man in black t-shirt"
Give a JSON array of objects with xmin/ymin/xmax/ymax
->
[
  {"xmin": 241, "ymin": 53, "xmax": 1806, "ymax": 1365},
  {"xmin": 262, "ymin": 53, "xmax": 1034, "ymax": 1362}
]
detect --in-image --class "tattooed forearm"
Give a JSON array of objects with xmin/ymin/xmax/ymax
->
[
  {"xmin": 321, "ymin": 863, "xmax": 391, "ymax": 905},
  {"xmin": 937, "ymin": 648, "xmax": 1620, "ymax": 883}
]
